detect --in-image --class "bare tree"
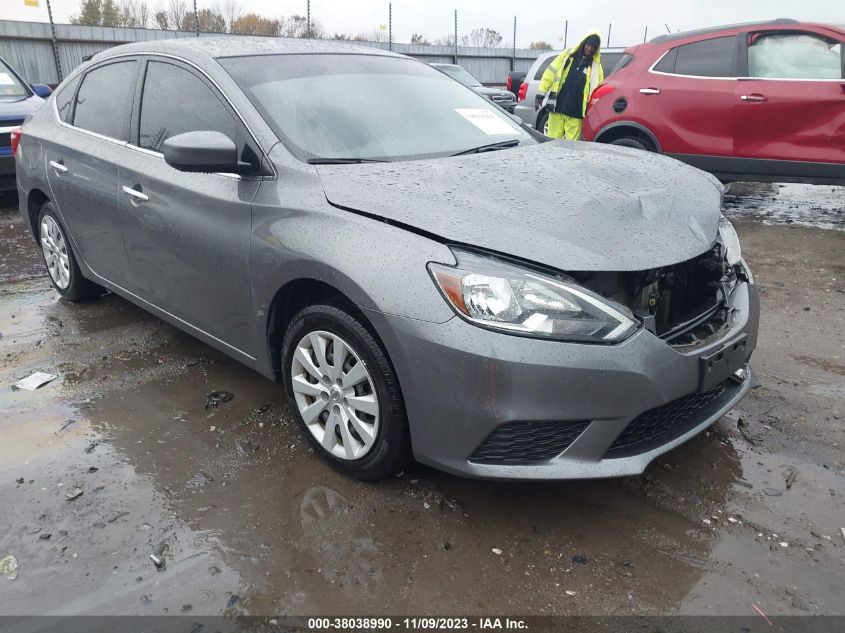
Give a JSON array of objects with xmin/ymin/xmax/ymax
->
[
  {"xmin": 280, "ymin": 15, "xmax": 324, "ymax": 38},
  {"xmin": 410, "ymin": 32, "xmax": 430, "ymax": 45},
  {"xmin": 214, "ymin": 0, "xmax": 242, "ymax": 33},
  {"xmin": 180, "ymin": 8, "xmax": 225, "ymax": 32},
  {"xmin": 461, "ymin": 28, "xmax": 503, "ymax": 48},
  {"xmin": 153, "ymin": 9, "xmax": 169, "ymax": 29},
  {"xmin": 365, "ymin": 28, "xmax": 388, "ymax": 43},
  {"xmin": 119, "ymin": 0, "xmax": 149, "ymax": 28},
  {"xmin": 165, "ymin": 0, "xmax": 188, "ymax": 31},
  {"xmin": 529, "ymin": 41, "xmax": 553, "ymax": 50},
  {"xmin": 434, "ymin": 34, "xmax": 456, "ymax": 47}
]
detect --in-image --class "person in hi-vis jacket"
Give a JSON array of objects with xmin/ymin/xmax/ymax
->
[{"xmin": 537, "ymin": 31, "xmax": 603, "ymax": 140}]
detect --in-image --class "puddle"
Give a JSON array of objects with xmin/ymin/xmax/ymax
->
[{"xmin": 724, "ymin": 182, "xmax": 845, "ymax": 231}]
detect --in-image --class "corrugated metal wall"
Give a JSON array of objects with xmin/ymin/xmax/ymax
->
[{"xmin": 0, "ymin": 19, "xmax": 543, "ymax": 86}]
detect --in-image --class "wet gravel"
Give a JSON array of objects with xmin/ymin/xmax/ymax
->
[{"xmin": 0, "ymin": 186, "xmax": 843, "ymax": 617}]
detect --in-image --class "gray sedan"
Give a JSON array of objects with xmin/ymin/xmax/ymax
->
[
  {"xmin": 14, "ymin": 38, "xmax": 759, "ymax": 481},
  {"xmin": 430, "ymin": 63, "xmax": 517, "ymax": 112}
]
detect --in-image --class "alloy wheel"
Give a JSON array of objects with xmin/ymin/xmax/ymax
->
[
  {"xmin": 290, "ymin": 330, "xmax": 380, "ymax": 460},
  {"xmin": 40, "ymin": 215, "xmax": 70, "ymax": 289}
]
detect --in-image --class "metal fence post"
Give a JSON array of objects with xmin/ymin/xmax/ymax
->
[
  {"xmin": 193, "ymin": 0, "xmax": 199, "ymax": 36},
  {"xmin": 389, "ymin": 2, "xmax": 393, "ymax": 51},
  {"xmin": 307, "ymin": 0, "xmax": 311, "ymax": 38},
  {"xmin": 564, "ymin": 20, "xmax": 568, "ymax": 48},
  {"xmin": 45, "ymin": 0, "xmax": 62, "ymax": 82},
  {"xmin": 607, "ymin": 23, "xmax": 611, "ymax": 47},
  {"xmin": 453, "ymin": 10, "xmax": 458, "ymax": 64},
  {"xmin": 643, "ymin": 25, "xmax": 648, "ymax": 42},
  {"xmin": 511, "ymin": 16, "xmax": 516, "ymax": 71}
]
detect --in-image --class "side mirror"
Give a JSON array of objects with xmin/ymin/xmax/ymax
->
[
  {"xmin": 163, "ymin": 130, "xmax": 249, "ymax": 174},
  {"xmin": 31, "ymin": 84, "xmax": 52, "ymax": 98}
]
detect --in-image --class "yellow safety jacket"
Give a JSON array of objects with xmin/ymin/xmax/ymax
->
[{"xmin": 538, "ymin": 29, "xmax": 604, "ymax": 118}]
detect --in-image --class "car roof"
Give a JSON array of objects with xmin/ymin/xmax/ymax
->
[
  {"xmin": 649, "ymin": 18, "xmax": 800, "ymax": 44},
  {"xmin": 89, "ymin": 36, "xmax": 404, "ymax": 65}
]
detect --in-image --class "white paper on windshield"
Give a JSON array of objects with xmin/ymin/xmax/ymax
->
[
  {"xmin": 0, "ymin": 73, "xmax": 16, "ymax": 86},
  {"xmin": 455, "ymin": 108, "xmax": 515, "ymax": 135}
]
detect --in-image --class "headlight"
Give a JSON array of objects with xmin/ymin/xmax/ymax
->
[
  {"xmin": 428, "ymin": 250, "xmax": 639, "ymax": 343},
  {"xmin": 719, "ymin": 216, "xmax": 742, "ymax": 267}
]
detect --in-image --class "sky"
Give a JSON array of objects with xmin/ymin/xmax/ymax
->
[{"xmin": 1, "ymin": 0, "xmax": 841, "ymax": 48}]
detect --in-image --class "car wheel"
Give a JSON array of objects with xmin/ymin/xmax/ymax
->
[
  {"xmin": 38, "ymin": 202, "xmax": 102, "ymax": 301},
  {"xmin": 536, "ymin": 111, "xmax": 549, "ymax": 136},
  {"xmin": 609, "ymin": 136, "xmax": 654, "ymax": 152},
  {"xmin": 281, "ymin": 303, "xmax": 410, "ymax": 480}
]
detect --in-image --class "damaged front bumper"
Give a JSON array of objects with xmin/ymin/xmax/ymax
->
[{"xmin": 366, "ymin": 280, "xmax": 759, "ymax": 480}]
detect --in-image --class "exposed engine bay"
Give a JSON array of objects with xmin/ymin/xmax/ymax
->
[{"xmin": 571, "ymin": 242, "xmax": 748, "ymax": 347}]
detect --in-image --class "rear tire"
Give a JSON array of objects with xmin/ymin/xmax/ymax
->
[
  {"xmin": 536, "ymin": 110, "xmax": 549, "ymax": 137},
  {"xmin": 37, "ymin": 202, "xmax": 102, "ymax": 301},
  {"xmin": 281, "ymin": 303, "xmax": 410, "ymax": 481},
  {"xmin": 609, "ymin": 136, "xmax": 653, "ymax": 152}
]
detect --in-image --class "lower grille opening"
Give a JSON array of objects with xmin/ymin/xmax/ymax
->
[
  {"xmin": 469, "ymin": 420, "xmax": 590, "ymax": 465},
  {"xmin": 604, "ymin": 380, "xmax": 734, "ymax": 459}
]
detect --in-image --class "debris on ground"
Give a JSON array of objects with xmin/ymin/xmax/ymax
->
[
  {"xmin": 491, "ymin": 548, "xmax": 503, "ymax": 555},
  {"xmin": 15, "ymin": 478, "xmax": 24, "ymax": 485},
  {"xmin": 226, "ymin": 595, "xmax": 240, "ymax": 609},
  {"xmin": 38, "ymin": 534, "xmax": 51, "ymax": 541},
  {"xmin": 59, "ymin": 419, "xmax": 76, "ymax": 431},
  {"xmin": 84, "ymin": 441, "xmax": 99, "ymax": 454},
  {"xmin": 840, "ymin": 528, "xmax": 845, "ymax": 545},
  {"xmin": 752, "ymin": 603, "xmax": 773, "ymax": 626},
  {"xmin": 186, "ymin": 472, "xmax": 213, "ymax": 488},
  {"xmin": 236, "ymin": 440, "xmax": 258, "ymax": 455},
  {"xmin": 65, "ymin": 488, "xmax": 83, "ymax": 501},
  {"xmin": 150, "ymin": 542, "xmax": 168, "ymax": 569},
  {"xmin": 572, "ymin": 555, "xmax": 589, "ymax": 565},
  {"xmin": 735, "ymin": 480, "xmax": 753, "ymax": 489},
  {"xmin": 0, "ymin": 555, "xmax": 19, "ymax": 580},
  {"xmin": 764, "ymin": 488, "xmax": 784, "ymax": 497},
  {"xmin": 565, "ymin": 590, "xmax": 577, "ymax": 596},
  {"xmin": 14, "ymin": 371, "xmax": 58, "ymax": 391},
  {"xmin": 107, "ymin": 511, "xmax": 129, "ymax": 523},
  {"xmin": 785, "ymin": 469, "xmax": 797, "ymax": 490},
  {"xmin": 205, "ymin": 391, "xmax": 233, "ymax": 410}
]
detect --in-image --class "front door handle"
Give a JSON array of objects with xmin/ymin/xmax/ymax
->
[
  {"xmin": 122, "ymin": 185, "xmax": 149, "ymax": 202},
  {"xmin": 740, "ymin": 94, "xmax": 767, "ymax": 102},
  {"xmin": 639, "ymin": 88, "xmax": 660, "ymax": 95},
  {"xmin": 49, "ymin": 160, "xmax": 68, "ymax": 174}
]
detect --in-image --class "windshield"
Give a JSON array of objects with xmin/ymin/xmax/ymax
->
[
  {"xmin": 219, "ymin": 54, "xmax": 530, "ymax": 162},
  {"xmin": 0, "ymin": 59, "xmax": 29, "ymax": 101},
  {"xmin": 436, "ymin": 65, "xmax": 483, "ymax": 87}
]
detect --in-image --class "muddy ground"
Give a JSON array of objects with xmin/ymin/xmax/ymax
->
[{"xmin": 0, "ymin": 183, "xmax": 843, "ymax": 618}]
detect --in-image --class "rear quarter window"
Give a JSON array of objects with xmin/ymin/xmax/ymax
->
[
  {"xmin": 533, "ymin": 55, "xmax": 556, "ymax": 80},
  {"xmin": 671, "ymin": 36, "xmax": 736, "ymax": 77},
  {"xmin": 55, "ymin": 75, "xmax": 81, "ymax": 123}
]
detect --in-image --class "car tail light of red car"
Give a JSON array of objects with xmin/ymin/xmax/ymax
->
[
  {"xmin": 507, "ymin": 76, "xmax": 513, "ymax": 92},
  {"xmin": 587, "ymin": 84, "xmax": 615, "ymax": 112},
  {"xmin": 517, "ymin": 82, "xmax": 528, "ymax": 102},
  {"xmin": 10, "ymin": 127, "xmax": 22, "ymax": 157}
]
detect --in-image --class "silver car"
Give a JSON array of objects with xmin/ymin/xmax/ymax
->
[
  {"xmin": 513, "ymin": 47, "xmax": 625, "ymax": 133},
  {"xmin": 15, "ymin": 38, "xmax": 758, "ymax": 481},
  {"xmin": 430, "ymin": 63, "xmax": 517, "ymax": 112}
]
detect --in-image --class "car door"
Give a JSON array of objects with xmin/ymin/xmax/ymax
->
[
  {"xmin": 45, "ymin": 59, "xmax": 138, "ymax": 285},
  {"xmin": 117, "ymin": 58, "xmax": 263, "ymax": 356},
  {"xmin": 642, "ymin": 35, "xmax": 738, "ymax": 157},
  {"xmin": 734, "ymin": 29, "xmax": 845, "ymax": 170}
]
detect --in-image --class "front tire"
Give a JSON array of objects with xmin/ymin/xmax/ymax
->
[
  {"xmin": 281, "ymin": 303, "xmax": 410, "ymax": 481},
  {"xmin": 536, "ymin": 110, "xmax": 550, "ymax": 137},
  {"xmin": 38, "ymin": 202, "xmax": 102, "ymax": 301}
]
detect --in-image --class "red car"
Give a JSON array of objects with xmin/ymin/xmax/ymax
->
[{"xmin": 582, "ymin": 19, "xmax": 845, "ymax": 185}]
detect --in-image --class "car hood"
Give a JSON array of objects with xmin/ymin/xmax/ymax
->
[
  {"xmin": 0, "ymin": 94, "xmax": 44, "ymax": 119},
  {"xmin": 316, "ymin": 141, "xmax": 723, "ymax": 272}
]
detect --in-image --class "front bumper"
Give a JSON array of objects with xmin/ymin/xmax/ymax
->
[{"xmin": 367, "ymin": 281, "xmax": 759, "ymax": 480}]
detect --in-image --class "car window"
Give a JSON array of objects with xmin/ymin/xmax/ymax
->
[
  {"xmin": 139, "ymin": 61, "xmax": 237, "ymax": 153},
  {"xmin": 748, "ymin": 32, "xmax": 843, "ymax": 79},
  {"xmin": 610, "ymin": 53, "xmax": 635, "ymax": 75},
  {"xmin": 669, "ymin": 36, "xmax": 736, "ymax": 77},
  {"xmin": 601, "ymin": 53, "xmax": 623, "ymax": 77},
  {"xmin": 533, "ymin": 55, "xmax": 555, "ymax": 80},
  {"xmin": 653, "ymin": 47, "xmax": 678, "ymax": 73},
  {"xmin": 437, "ymin": 65, "xmax": 482, "ymax": 88},
  {"xmin": 221, "ymin": 54, "xmax": 531, "ymax": 163},
  {"xmin": 73, "ymin": 61, "xmax": 136, "ymax": 140},
  {"xmin": 55, "ymin": 75, "xmax": 81, "ymax": 123},
  {"xmin": 0, "ymin": 58, "xmax": 29, "ymax": 100}
]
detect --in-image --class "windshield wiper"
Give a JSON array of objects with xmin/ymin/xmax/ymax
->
[
  {"xmin": 307, "ymin": 157, "xmax": 388, "ymax": 164},
  {"xmin": 450, "ymin": 140, "xmax": 520, "ymax": 156}
]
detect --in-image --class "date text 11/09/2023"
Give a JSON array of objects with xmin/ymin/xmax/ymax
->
[{"xmin": 307, "ymin": 618, "xmax": 529, "ymax": 630}]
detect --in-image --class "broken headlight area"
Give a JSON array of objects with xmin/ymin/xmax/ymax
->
[{"xmin": 570, "ymin": 242, "xmax": 746, "ymax": 347}]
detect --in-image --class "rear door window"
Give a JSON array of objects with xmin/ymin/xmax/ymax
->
[
  {"xmin": 72, "ymin": 61, "xmax": 136, "ymax": 140},
  {"xmin": 55, "ymin": 74, "xmax": 81, "ymax": 122},
  {"xmin": 533, "ymin": 55, "xmax": 556, "ymax": 79},
  {"xmin": 747, "ymin": 32, "xmax": 843, "ymax": 79},
  {"xmin": 138, "ymin": 61, "xmax": 237, "ymax": 153},
  {"xmin": 662, "ymin": 36, "xmax": 736, "ymax": 77}
]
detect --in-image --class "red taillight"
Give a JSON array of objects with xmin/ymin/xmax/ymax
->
[
  {"xmin": 10, "ymin": 127, "xmax": 22, "ymax": 157},
  {"xmin": 517, "ymin": 82, "xmax": 528, "ymax": 102},
  {"xmin": 507, "ymin": 76, "xmax": 513, "ymax": 92},
  {"xmin": 587, "ymin": 83, "xmax": 615, "ymax": 112}
]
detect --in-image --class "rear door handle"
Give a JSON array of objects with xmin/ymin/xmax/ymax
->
[
  {"xmin": 49, "ymin": 160, "xmax": 68, "ymax": 174},
  {"xmin": 639, "ymin": 88, "xmax": 660, "ymax": 95},
  {"xmin": 122, "ymin": 185, "xmax": 149, "ymax": 202},
  {"xmin": 740, "ymin": 94, "xmax": 767, "ymax": 102}
]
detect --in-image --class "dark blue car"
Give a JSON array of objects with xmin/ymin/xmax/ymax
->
[{"xmin": 1, "ymin": 56, "xmax": 51, "ymax": 192}]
